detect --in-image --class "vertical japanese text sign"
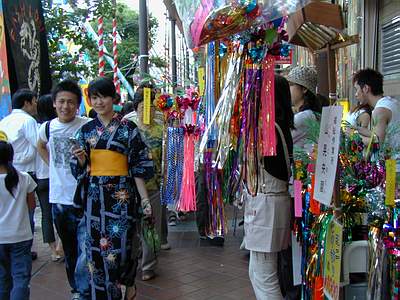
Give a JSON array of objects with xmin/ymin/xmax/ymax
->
[
  {"xmin": 314, "ymin": 106, "xmax": 343, "ymax": 206},
  {"xmin": 323, "ymin": 219, "xmax": 343, "ymax": 300}
]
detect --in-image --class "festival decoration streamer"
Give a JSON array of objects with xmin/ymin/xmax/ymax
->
[
  {"xmin": 161, "ymin": 127, "xmax": 184, "ymax": 205},
  {"xmin": 112, "ymin": 17, "xmax": 120, "ymax": 93},
  {"xmin": 176, "ymin": 127, "xmax": 196, "ymax": 212},
  {"xmin": 242, "ymin": 64, "xmax": 260, "ymax": 196},
  {"xmin": 260, "ymin": 55, "xmax": 276, "ymax": 156},
  {"xmin": 385, "ymin": 159, "xmax": 396, "ymax": 207},
  {"xmin": 98, "ymin": 16, "xmax": 105, "ymax": 77},
  {"xmin": 199, "ymin": 46, "xmax": 243, "ymax": 166}
]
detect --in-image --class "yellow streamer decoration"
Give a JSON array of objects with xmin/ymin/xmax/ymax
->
[
  {"xmin": 385, "ymin": 159, "xmax": 396, "ymax": 207},
  {"xmin": 198, "ymin": 67, "xmax": 205, "ymax": 96},
  {"xmin": 143, "ymin": 87, "xmax": 151, "ymax": 125}
]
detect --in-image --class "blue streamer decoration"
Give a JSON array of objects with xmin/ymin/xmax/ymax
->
[{"xmin": 161, "ymin": 127, "xmax": 184, "ymax": 205}]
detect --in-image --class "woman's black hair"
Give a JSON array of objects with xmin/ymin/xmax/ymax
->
[
  {"xmin": 122, "ymin": 101, "xmax": 135, "ymax": 116},
  {"xmin": 88, "ymin": 77, "xmax": 117, "ymax": 100},
  {"xmin": 351, "ymin": 102, "xmax": 372, "ymax": 115},
  {"xmin": 298, "ymin": 89, "xmax": 322, "ymax": 114},
  {"xmin": 0, "ymin": 141, "xmax": 19, "ymax": 197},
  {"xmin": 275, "ymin": 75, "xmax": 295, "ymax": 129},
  {"xmin": 37, "ymin": 94, "xmax": 57, "ymax": 123},
  {"xmin": 88, "ymin": 109, "xmax": 98, "ymax": 118}
]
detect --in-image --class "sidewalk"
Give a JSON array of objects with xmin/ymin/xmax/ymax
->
[{"xmin": 31, "ymin": 209, "xmax": 255, "ymax": 300}]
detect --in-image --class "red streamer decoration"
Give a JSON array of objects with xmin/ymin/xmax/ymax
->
[{"xmin": 260, "ymin": 55, "xmax": 276, "ymax": 156}]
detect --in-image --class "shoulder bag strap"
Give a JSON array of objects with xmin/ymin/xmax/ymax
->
[
  {"xmin": 45, "ymin": 120, "xmax": 51, "ymax": 141},
  {"xmin": 275, "ymin": 122, "xmax": 291, "ymax": 180}
]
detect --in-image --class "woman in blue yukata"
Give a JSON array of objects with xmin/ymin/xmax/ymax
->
[{"xmin": 71, "ymin": 77, "xmax": 153, "ymax": 300}]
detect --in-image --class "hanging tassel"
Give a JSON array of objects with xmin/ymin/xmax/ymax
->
[{"xmin": 176, "ymin": 130, "xmax": 196, "ymax": 212}]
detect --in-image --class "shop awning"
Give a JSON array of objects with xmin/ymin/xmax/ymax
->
[{"xmin": 163, "ymin": 0, "xmax": 184, "ymax": 34}]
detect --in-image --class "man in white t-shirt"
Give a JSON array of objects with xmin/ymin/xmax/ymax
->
[
  {"xmin": 353, "ymin": 68, "xmax": 400, "ymax": 203},
  {"xmin": 353, "ymin": 68, "xmax": 400, "ymax": 150},
  {"xmin": 0, "ymin": 89, "xmax": 39, "ymax": 260},
  {"xmin": 37, "ymin": 80, "xmax": 88, "ymax": 300},
  {"xmin": 0, "ymin": 89, "xmax": 38, "ymax": 173}
]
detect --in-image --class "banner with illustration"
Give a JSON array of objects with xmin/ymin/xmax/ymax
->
[
  {"xmin": 3, "ymin": 0, "xmax": 51, "ymax": 95},
  {"xmin": 0, "ymin": 0, "xmax": 11, "ymax": 119}
]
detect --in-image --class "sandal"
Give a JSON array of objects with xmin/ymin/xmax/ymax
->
[{"xmin": 124, "ymin": 285, "xmax": 137, "ymax": 300}]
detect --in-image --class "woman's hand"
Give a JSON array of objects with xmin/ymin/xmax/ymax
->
[
  {"xmin": 73, "ymin": 147, "xmax": 87, "ymax": 167},
  {"xmin": 141, "ymin": 198, "xmax": 152, "ymax": 217}
]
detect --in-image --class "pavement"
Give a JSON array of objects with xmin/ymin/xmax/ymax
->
[{"xmin": 30, "ymin": 207, "xmax": 255, "ymax": 300}]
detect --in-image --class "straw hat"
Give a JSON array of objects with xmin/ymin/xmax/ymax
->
[
  {"xmin": 0, "ymin": 130, "xmax": 8, "ymax": 142},
  {"xmin": 287, "ymin": 66, "xmax": 317, "ymax": 94}
]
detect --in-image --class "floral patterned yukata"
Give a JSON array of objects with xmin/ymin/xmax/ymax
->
[{"xmin": 71, "ymin": 113, "xmax": 153, "ymax": 299}]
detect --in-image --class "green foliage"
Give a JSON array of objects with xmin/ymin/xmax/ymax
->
[
  {"xmin": 44, "ymin": 2, "xmax": 97, "ymax": 82},
  {"xmin": 44, "ymin": 1, "xmax": 159, "ymax": 83}
]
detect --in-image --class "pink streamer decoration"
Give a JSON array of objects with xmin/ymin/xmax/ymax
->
[
  {"xmin": 294, "ymin": 179, "xmax": 303, "ymax": 217},
  {"xmin": 191, "ymin": 0, "xmax": 213, "ymax": 47},
  {"xmin": 176, "ymin": 132, "xmax": 196, "ymax": 212},
  {"xmin": 261, "ymin": 55, "xmax": 276, "ymax": 156}
]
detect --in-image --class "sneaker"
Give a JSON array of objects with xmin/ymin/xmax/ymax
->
[
  {"xmin": 51, "ymin": 254, "xmax": 61, "ymax": 262},
  {"xmin": 160, "ymin": 243, "xmax": 171, "ymax": 250},
  {"xmin": 71, "ymin": 292, "xmax": 80, "ymax": 300},
  {"xmin": 141, "ymin": 270, "xmax": 156, "ymax": 281},
  {"xmin": 168, "ymin": 215, "xmax": 177, "ymax": 226},
  {"xmin": 199, "ymin": 234, "xmax": 207, "ymax": 240},
  {"xmin": 208, "ymin": 236, "xmax": 224, "ymax": 247},
  {"xmin": 177, "ymin": 211, "xmax": 187, "ymax": 221}
]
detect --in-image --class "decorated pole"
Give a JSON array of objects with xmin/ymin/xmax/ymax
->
[
  {"xmin": 112, "ymin": 0, "xmax": 120, "ymax": 93},
  {"xmin": 112, "ymin": 18, "xmax": 120, "ymax": 93},
  {"xmin": 82, "ymin": 21, "xmax": 135, "ymax": 99},
  {"xmin": 98, "ymin": 16, "xmax": 105, "ymax": 77}
]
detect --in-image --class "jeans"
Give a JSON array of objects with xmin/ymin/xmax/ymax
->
[
  {"xmin": 75, "ymin": 217, "xmax": 90, "ymax": 299},
  {"xmin": 36, "ymin": 179, "xmax": 56, "ymax": 244},
  {"xmin": 0, "ymin": 239, "xmax": 33, "ymax": 300},
  {"xmin": 52, "ymin": 204, "xmax": 79, "ymax": 293},
  {"xmin": 249, "ymin": 251, "xmax": 283, "ymax": 300}
]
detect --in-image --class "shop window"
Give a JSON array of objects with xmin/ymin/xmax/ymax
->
[{"xmin": 382, "ymin": 16, "xmax": 400, "ymax": 77}]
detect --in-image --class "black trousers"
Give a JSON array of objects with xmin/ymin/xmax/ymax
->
[
  {"xmin": 36, "ymin": 179, "xmax": 56, "ymax": 244},
  {"xmin": 195, "ymin": 166, "xmax": 209, "ymax": 236}
]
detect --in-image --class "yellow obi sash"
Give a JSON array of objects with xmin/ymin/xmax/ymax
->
[{"xmin": 90, "ymin": 149, "xmax": 128, "ymax": 176}]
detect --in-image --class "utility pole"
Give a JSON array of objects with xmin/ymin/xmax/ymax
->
[
  {"xmin": 170, "ymin": 17, "xmax": 177, "ymax": 91},
  {"xmin": 139, "ymin": 0, "xmax": 149, "ymax": 76}
]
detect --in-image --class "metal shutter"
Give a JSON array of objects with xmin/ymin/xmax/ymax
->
[{"xmin": 382, "ymin": 16, "xmax": 400, "ymax": 76}]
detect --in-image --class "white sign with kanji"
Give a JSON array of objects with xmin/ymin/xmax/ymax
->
[{"xmin": 314, "ymin": 106, "xmax": 343, "ymax": 206}]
